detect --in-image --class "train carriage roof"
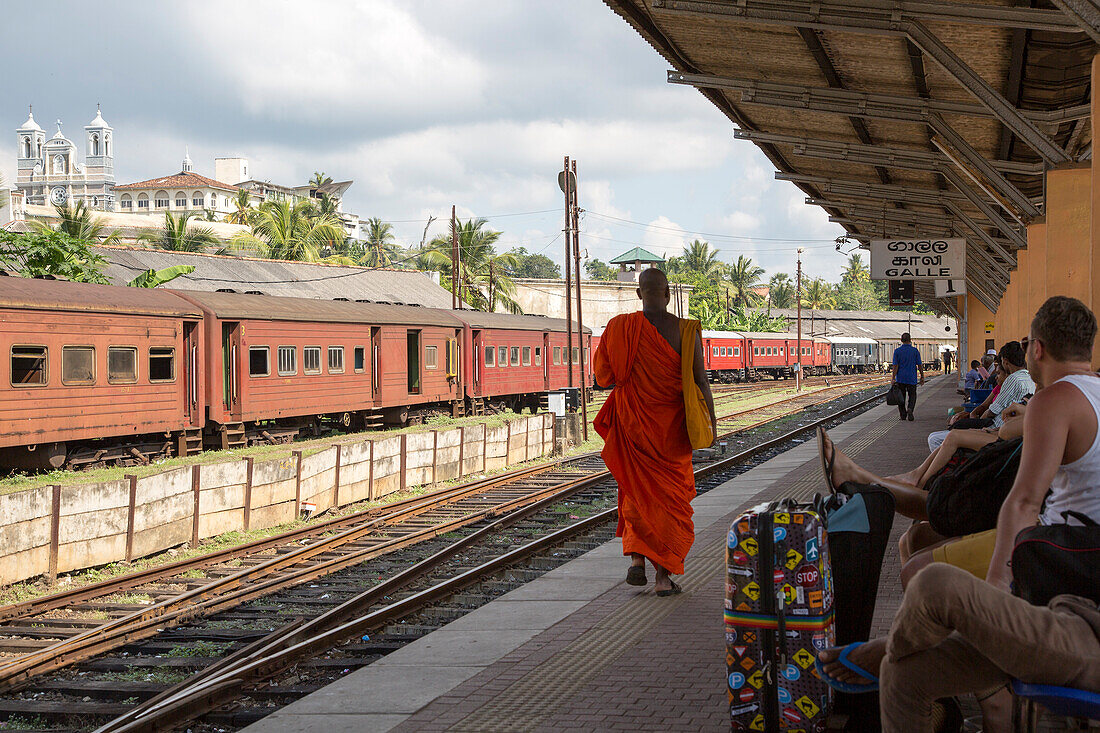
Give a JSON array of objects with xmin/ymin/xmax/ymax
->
[
  {"xmin": 822, "ymin": 336, "xmax": 880, "ymax": 345},
  {"xmin": 0, "ymin": 277, "xmax": 202, "ymax": 318},
  {"xmin": 450, "ymin": 311, "xmax": 591, "ymax": 334},
  {"xmin": 738, "ymin": 331, "xmax": 801, "ymax": 340},
  {"xmin": 171, "ymin": 290, "xmax": 464, "ymax": 327},
  {"xmin": 700, "ymin": 330, "xmax": 744, "ymax": 339}
]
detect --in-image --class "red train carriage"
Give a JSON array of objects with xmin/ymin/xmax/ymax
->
[
  {"xmin": 0, "ymin": 279, "xmax": 204, "ymax": 470},
  {"xmin": 701, "ymin": 330, "xmax": 747, "ymax": 382},
  {"xmin": 174, "ymin": 291, "xmax": 465, "ymax": 445},
  {"xmin": 741, "ymin": 332, "xmax": 798, "ymax": 379},
  {"xmin": 455, "ymin": 312, "xmax": 591, "ymax": 412}
]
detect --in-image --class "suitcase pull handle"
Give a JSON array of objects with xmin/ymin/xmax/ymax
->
[{"xmin": 776, "ymin": 589, "xmax": 788, "ymax": 668}]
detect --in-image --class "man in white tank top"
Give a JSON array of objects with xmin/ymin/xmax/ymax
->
[{"xmin": 817, "ymin": 296, "xmax": 1100, "ymax": 731}]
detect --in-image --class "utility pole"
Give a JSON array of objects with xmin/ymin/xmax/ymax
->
[
  {"xmin": 450, "ymin": 205, "xmax": 458, "ymax": 310},
  {"xmin": 796, "ymin": 248, "xmax": 804, "ymax": 393},
  {"xmin": 570, "ymin": 159, "xmax": 589, "ymax": 439},
  {"xmin": 563, "ymin": 156, "xmax": 574, "ymax": 389}
]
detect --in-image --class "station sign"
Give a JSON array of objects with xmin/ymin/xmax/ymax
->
[
  {"xmin": 888, "ymin": 280, "xmax": 914, "ymax": 307},
  {"xmin": 870, "ymin": 238, "xmax": 965, "ymax": 280},
  {"xmin": 934, "ymin": 279, "xmax": 966, "ymax": 298}
]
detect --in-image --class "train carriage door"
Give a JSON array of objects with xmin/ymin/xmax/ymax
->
[
  {"xmin": 542, "ymin": 332, "xmax": 550, "ymax": 390},
  {"xmin": 371, "ymin": 327, "xmax": 382, "ymax": 399},
  {"xmin": 183, "ymin": 321, "xmax": 199, "ymax": 425},
  {"xmin": 472, "ymin": 330, "xmax": 483, "ymax": 396},
  {"xmin": 448, "ymin": 329, "xmax": 461, "ymax": 395},
  {"xmin": 221, "ymin": 322, "xmax": 240, "ymax": 414},
  {"xmin": 407, "ymin": 329, "xmax": 421, "ymax": 395}
]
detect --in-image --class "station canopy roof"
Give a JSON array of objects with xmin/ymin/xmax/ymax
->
[{"xmin": 602, "ymin": 0, "xmax": 1099, "ymax": 317}]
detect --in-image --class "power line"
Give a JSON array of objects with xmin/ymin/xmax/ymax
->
[{"xmin": 584, "ymin": 210, "xmax": 843, "ymax": 243}]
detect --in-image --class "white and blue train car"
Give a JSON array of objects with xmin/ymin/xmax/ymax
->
[{"xmin": 824, "ymin": 336, "xmax": 881, "ymax": 374}]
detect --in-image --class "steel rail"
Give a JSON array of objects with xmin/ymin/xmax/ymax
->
[
  {"xmin": 0, "ymin": 455, "xmax": 585, "ymax": 624},
  {"xmin": 717, "ymin": 376, "xmax": 890, "ymax": 423},
  {"xmin": 96, "ymin": 386, "xmax": 891, "ymax": 733},
  {"xmin": 0, "ymin": 464, "xmax": 605, "ymax": 690}
]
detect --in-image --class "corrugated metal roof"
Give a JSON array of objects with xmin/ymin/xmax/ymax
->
[
  {"xmin": 92, "ymin": 245, "xmax": 455, "ymax": 308},
  {"xmin": 0, "ymin": 277, "xmax": 202, "ymax": 318},
  {"xmin": 172, "ymin": 290, "xmax": 464, "ymax": 327},
  {"xmin": 822, "ymin": 336, "xmax": 879, "ymax": 345},
  {"xmin": 453, "ymin": 310, "xmax": 590, "ymax": 334}
]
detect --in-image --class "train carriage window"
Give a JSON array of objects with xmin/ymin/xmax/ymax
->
[
  {"xmin": 534, "ymin": 347, "xmax": 541, "ymax": 366},
  {"xmin": 572, "ymin": 347, "xmax": 579, "ymax": 364},
  {"xmin": 754, "ymin": 347, "xmax": 759, "ymax": 356},
  {"xmin": 734, "ymin": 347, "xmax": 740, "ymax": 356},
  {"xmin": 328, "ymin": 346, "xmax": 344, "ymax": 373},
  {"xmin": 712, "ymin": 346, "xmax": 719, "ymax": 357},
  {"xmin": 354, "ymin": 346, "xmax": 365, "ymax": 373},
  {"xmin": 107, "ymin": 347, "xmax": 137, "ymax": 384},
  {"xmin": 499, "ymin": 346, "xmax": 508, "ymax": 367},
  {"xmin": 62, "ymin": 346, "xmax": 95, "ymax": 385},
  {"xmin": 510, "ymin": 346, "xmax": 520, "ymax": 366},
  {"xmin": 522, "ymin": 346, "xmax": 531, "ymax": 366},
  {"xmin": 250, "ymin": 346, "xmax": 270, "ymax": 376},
  {"xmin": 585, "ymin": 347, "xmax": 589, "ymax": 365},
  {"xmin": 303, "ymin": 347, "xmax": 321, "ymax": 374},
  {"xmin": 484, "ymin": 345, "xmax": 495, "ymax": 367},
  {"xmin": 149, "ymin": 347, "xmax": 176, "ymax": 382},
  {"xmin": 553, "ymin": 346, "xmax": 561, "ymax": 365},
  {"xmin": 12, "ymin": 345, "xmax": 48, "ymax": 386},
  {"xmin": 278, "ymin": 346, "xmax": 297, "ymax": 375},
  {"xmin": 425, "ymin": 345, "xmax": 438, "ymax": 369}
]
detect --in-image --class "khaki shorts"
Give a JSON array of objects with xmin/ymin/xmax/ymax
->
[{"xmin": 931, "ymin": 528, "xmax": 997, "ymax": 580}]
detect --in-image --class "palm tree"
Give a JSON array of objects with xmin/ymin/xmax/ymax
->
[
  {"xmin": 361, "ymin": 217, "xmax": 403, "ymax": 268},
  {"xmin": 226, "ymin": 189, "xmax": 253, "ymax": 225},
  {"xmin": 768, "ymin": 273, "xmax": 796, "ymax": 309},
  {"xmin": 231, "ymin": 199, "xmax": 346, "ymax": 262},
  {"xmin": 422, "ymin": 218, "xmax": 522, "ymax": 312},
  {"xmin": 727, "ymin": 255, "xmax": 765, "ymax": 308},
  {"xmin": 34, "ymin": 201, "xmax": 119, "ymax": 244},
  {"xmin": 139, "ymin": 211, "xmax": 218, "ymax": 252},
  {"xmin": 801, "ymin": 278, "xmax": 838, "ymax": 309},
  {"xmin": 679, "ymin": 239, "xmax": 722, "ymax": 278},
  {"xmin": 842, "ymin": 253, "xmax": 870, "ymax": 285},
  {"xmin": 310, "ymin": 171, "xmax": 333, "ymax": 189}
]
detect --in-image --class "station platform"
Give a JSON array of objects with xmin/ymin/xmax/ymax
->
[{"xmin": 244, "ymin": 376, "xmax": 958, "ymax": 733}]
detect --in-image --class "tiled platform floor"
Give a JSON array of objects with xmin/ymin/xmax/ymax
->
[{"xmin": 244, "ymin": 377, "xmax": 959, "ymax": 733}]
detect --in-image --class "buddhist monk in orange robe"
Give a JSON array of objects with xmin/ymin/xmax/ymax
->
[{"xmin": 594, "ymin": 268, "xmax": 717, "ymax": 595}]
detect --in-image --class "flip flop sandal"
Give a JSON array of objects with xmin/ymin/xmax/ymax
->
[
  {"xmin": 817, "ymin": 427, "xmax": 837, "ymax": 495},
  {"xmin": 656, "ymin": 580, "xmax": 682, "ymax": 597},
  {"xmin": 626, "ymin": 565, "xmax": 647, "ymax": 586},
  {"xmin": 814, "ymin": 642, "xmax": 880, "ymax": 694}
]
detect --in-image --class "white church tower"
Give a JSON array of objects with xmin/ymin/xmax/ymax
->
[{"xmin": 15, "ymin": 105, "xmax": 115, "ymax": 210}]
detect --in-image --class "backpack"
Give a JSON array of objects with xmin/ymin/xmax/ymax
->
[{"xmin": 926, "ymin": 437, "xmax": 1023, "ymax": 538}]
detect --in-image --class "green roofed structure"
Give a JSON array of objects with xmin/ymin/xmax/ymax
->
[{"xmin": 609, "ymin": 246, "xmax": 664, "ymax": 283}]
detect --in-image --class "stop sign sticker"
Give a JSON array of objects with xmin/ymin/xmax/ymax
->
[
  {"xmin": 795, "ymin": 564, "xmax": 820, "ymax": 587},
  {"xmin": 739, "ymin": 687, "xmax": 755, "ymax": 703}
]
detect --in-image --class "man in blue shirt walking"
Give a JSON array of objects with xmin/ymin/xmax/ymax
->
[{"xmin": 892, "ymin": 332, "xmax": 925, "ymax": 421}]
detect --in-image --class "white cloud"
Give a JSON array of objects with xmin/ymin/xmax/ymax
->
[
  {"xmin": 641, "ymin": 215, "xmax": 688, "ymax": 258},
  {"xmin": 189, "ymin": 1, "xmax": 488, "ymax": 122},
  {"xmin": 718, "ymin": 211, "xmax": 761, "ymax": 233}
]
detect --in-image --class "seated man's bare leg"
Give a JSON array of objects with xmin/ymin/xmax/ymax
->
[
  {"xmin": 914, "ymin": 429, "xmax": 999, "ymax": 489},
  {"xmin": 818, "ymin": 637, "xmax": 887, "ymax": 687},
  {"xmin": 820, "ymin": 430, "xmax": 930, "ymax": 519},
  {"xmin": 899, "ymin": 522, "xmax": 944, "ymax": 564},
  {"xmin": 889, "ymin": 448, "xmax": 940, "ymax": 485}
]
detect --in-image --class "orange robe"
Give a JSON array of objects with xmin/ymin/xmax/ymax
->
[{"xmin": 593, "ymin": 311, "xmax": 695, "ymax": 575}]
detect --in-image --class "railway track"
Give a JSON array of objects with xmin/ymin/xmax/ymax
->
[{"xmin": 0, "ymin": 382, "xmax": 890, "ymax": 732}]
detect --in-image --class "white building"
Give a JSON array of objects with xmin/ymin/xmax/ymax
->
[
  {"xmin": 15, "ymin": 106, "xmax": 115, "ymax": 210},
  {"xmin": 113, "ymin": 152, "xmax": 262, "ymax": 218}
]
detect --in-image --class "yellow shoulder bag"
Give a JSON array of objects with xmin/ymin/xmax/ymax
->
[{"xmin": 680, "ymin": 319, "xmax": 714, "ymax": 449}]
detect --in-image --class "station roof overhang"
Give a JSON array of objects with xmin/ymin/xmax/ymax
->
[{"xmin": 601, "ymin": 0, "xmax": 1100, "ymax": 317}]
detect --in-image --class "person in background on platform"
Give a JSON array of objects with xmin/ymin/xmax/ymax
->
[
  {"xmin": 943, "ymin": 350, "xmax": 952, "ymax": 374},
  {"xmin": 593, "ymin": 268, "xmax": 717, "ymax": 597},
  {"xmin": 963, "ymin": 360, "xmax": 981, "ymax": 397},
  {"xmin": 892, "ymin": 333, "xmax": 925, "ymax": 421},
  {"xmin": 816, "ymin": 296, "xmax": 1100, "ymax": 732}
]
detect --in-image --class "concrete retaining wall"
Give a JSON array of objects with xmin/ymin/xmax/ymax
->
[{"xmin": 0, "ymin": 413, "xmax": 553, "ymax": 587}]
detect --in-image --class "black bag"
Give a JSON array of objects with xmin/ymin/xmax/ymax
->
[
  {"xmin": 886, "ymin": 384, "xmax": 903, "ymax": 406},
  {"xmin": 1012, "ymin": 511, "xmax": 1100, "ymax": 606},
  {"xmin": 829, "ymin": 483, "xmax": 897, "ymax": 732},
  {"xmin": 926, "ymin": 438, "xmax": 1023, "ymax": 538}
]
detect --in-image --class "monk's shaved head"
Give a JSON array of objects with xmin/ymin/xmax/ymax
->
[
  {"xmin": 637, "ymin": 267, "xmax": 671, "ymax": 313},
  {"xmin": 638, "ymin": 267, "xmax": 668, "ymax": 292}
]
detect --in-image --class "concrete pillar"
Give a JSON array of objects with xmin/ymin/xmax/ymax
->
[
  {"xmin": 1045, "ymin": 165, "xmax": 1092, "ymax": 305},
  {"xmin": 967, "ymin": 293, "xmax": 995, "ymax": 363},
  {"xmin": 1091, "ymin": 52, "xmax": 1100, "ymax": 364},
  {"xmin": 1026, "ymin": 220, "xmax": 1047, "ymax": 328}
]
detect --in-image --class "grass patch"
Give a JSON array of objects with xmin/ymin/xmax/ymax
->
[
  {"xmin": 98, "ymin": 668, "xmax": 191, "ymax": 685},
  {"xmin": 165, "ymin": 641, "xmax": 230, "ymax": 658},
  {"xmin": 101, "ymin": 593, "xmax": 154, "ymax": 605},
  {"xmin": 0, "ymin": 715, "xmax": 52, "ymax": 730}
]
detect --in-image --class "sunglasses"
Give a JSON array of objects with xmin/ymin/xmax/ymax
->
[{"xmin": 1021, "ymin": 336, "xmax": 1040, "ymax": 351}]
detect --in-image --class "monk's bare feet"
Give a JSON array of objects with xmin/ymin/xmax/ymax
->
[
  {"xmin": 654, "ymin": 564, "xmax": 674, "ymax": 594},
  {"xmin": 818, "ymin": 637, "xmax": 887, "ymax": 686}
]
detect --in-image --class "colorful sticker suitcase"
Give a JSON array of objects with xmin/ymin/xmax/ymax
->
[{"xmin": 726, "ymin": 502, "xmax": 835, "ymax": 731}]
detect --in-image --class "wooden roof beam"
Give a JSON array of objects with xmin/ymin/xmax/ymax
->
[{"xmin": 1047, "ymin": 0, "xmax": 1100, "ymax": 44}]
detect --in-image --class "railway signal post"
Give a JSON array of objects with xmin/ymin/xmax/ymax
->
[{"xmin": 796, "ymin": 248, "xmax": 803, "ymax": 393}]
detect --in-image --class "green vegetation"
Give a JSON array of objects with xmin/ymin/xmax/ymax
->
[
  {"xmin": 418, "ymin": 217, "xmax": 522, "ymax": 313},
  {"xmin": 504, "ymin": 246, "xmax": 560, "ymax": 279},
  {"xmin": 232, "ymin": 199, "xmax": 346, "ymax": 262},
  {"xmin": 33, "ymin": 201, "xmax": 119, "ymax": 244},
  {"xmin": 99, "ymin": 668, "xmax": 191, "ymax": 685},
  {"xmin": 0, "ymin": 228, "xmax": 109, "ymax": 283},
  {"xmin": 359, "ymin": 217, "xmax": 404, "ymax": 267},
  {"xmin": 0, "ymin": 715, "xmax": 52, "ymax": 730},
  {"xmin": 584, "ymin": 258, "xmax": 616, "ymax": 280},
  {"xmin": 127, "ymin": 264, "xmax": 196, "ymax": 288},
  {"xmin": 138, "ymin": 210, "xmax": 219, "ymax": 253},
  {"xmin": 165, "ymin": 640, "xmax": 230, "ymax": 657}
]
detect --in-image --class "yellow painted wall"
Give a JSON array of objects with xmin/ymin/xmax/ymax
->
[
  {"xmin": 1045, "ymin": 165, "xmax": 1092, "ymax": 305},
  {"xmin": 967, "ymin": 293, "xmax": 995, "ymax": 364},
  {"xmin": 1025, "ymin": 220, "xmax": 1046, "ymax": 332}
]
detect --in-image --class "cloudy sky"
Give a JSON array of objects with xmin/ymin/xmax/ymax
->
[{"xmin": 1, "ymin": 0, "xmax": 852, "ymax": 280}]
